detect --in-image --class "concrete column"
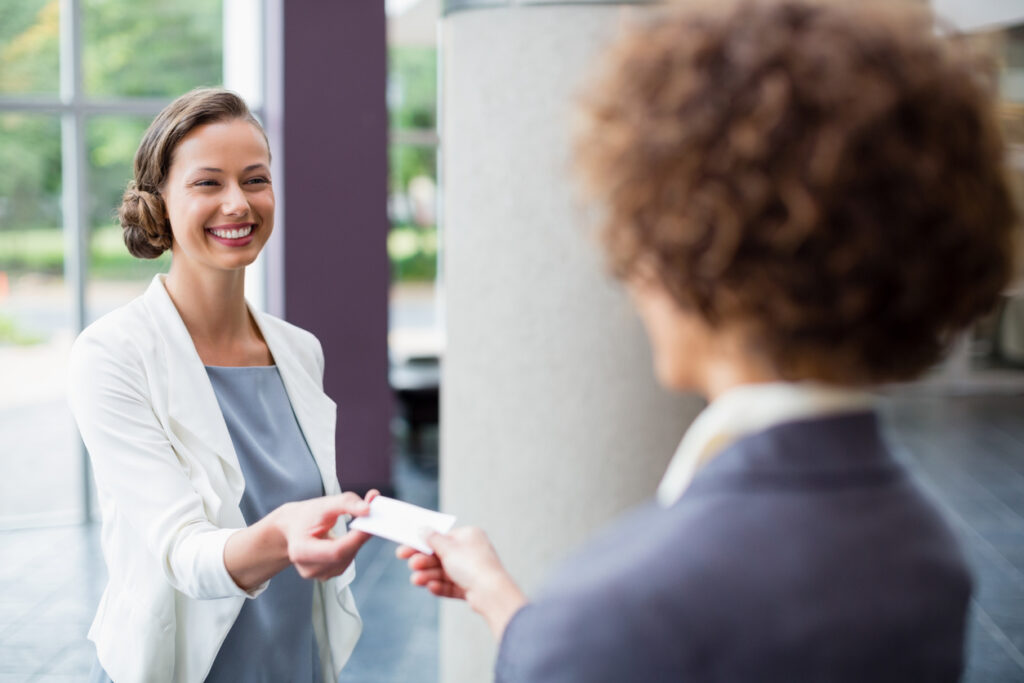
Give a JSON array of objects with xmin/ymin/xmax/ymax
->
[{"xmin": 440, "ymin": 2, "xmax": 701, "ymax": 681}]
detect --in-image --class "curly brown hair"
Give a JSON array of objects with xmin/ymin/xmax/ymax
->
[
  {"xmin": 575, "ymin": 0, "xmax": 1020, "ymax": 384},
  {"xmin": 119, "ymin": 88, "xmax": 267, "ymax": 258}
]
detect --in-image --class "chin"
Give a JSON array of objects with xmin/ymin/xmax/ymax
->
[
  {"xmin": 653, "ymin": 360, "xmax": 696, "ymax": 393},
  {"xmin": 215, "ymin": 255, "xmax": 260, "ymax": 271}
]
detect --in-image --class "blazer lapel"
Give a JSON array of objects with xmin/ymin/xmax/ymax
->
[
  {"xmin": 253, "ymin": 312, "xmax": 339, "ymax": 492},
  {"xmin": 143, "ymin": 275, "xmax": 245, "ymax": 500}
]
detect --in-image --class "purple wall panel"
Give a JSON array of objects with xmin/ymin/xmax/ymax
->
[{"xmin": 281, "ymin": 1, "xmax": 392, "ymax": 491}]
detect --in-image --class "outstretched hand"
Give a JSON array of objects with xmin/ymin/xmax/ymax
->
[
  {"xmin": 397, "ymin": 526, "xmax": 527, "ymax": 638},
  {"xmin": 277, "ymin": 489, "xmax": 380, "ymax": 581},
  {"xmin": 226, "ymin": 490, "xmax": 380, "ymax": 592}
]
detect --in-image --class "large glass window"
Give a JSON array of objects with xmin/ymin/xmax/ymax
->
[
  {"xmin": 86, "ymin": 114, "xmax": 169, "ymax": 321},
  {"xmin": 959, "ymin": 21, "xmax": 1024, "ymax": 378},
  {"xmin": 82, "ymin": 0, "xmax": 222, "ymax": 97},
  {"xmin": 389, "ymin": 45, "xmax": 437, "ymax": 132},
  {"xmin": 0, "ymin": 113, "xmax": 80, "ymax": 525},
  {"xmin": 993, "ymin": 25, "xmax": 1024, "ymax": 371},
  {"xmin": 389, "ymin": 143, "xmax": 437, "ymax": 283},
  {"xmin": 387, "ymin": 40, "xmax": 440, "ymax": 360},
  {"xmin": 0, "ymin": 0, "xmax": 257, "ymax": 527},
  {"xmin": 0, "ymin": 0, "xmax": 60, "ymax": 95}
]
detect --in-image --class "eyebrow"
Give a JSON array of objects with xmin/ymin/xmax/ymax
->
[{"xmin": 195, "ymin": 164, "xmax": 270, "ymax": 173}]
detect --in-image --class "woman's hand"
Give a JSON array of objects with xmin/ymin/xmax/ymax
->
[
  {"xmin": 397, "ymin": 527, "xmax": 527, "ymax": 638},
  {"xmin": 276, "ymin": 489, "xmax": 380, "ymax": 580},
  {"xmin": 226, "ymin": 490, "xmax": 379, "ymax": 591}
]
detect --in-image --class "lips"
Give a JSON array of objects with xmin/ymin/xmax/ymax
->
[{"xmin": 206, "ymin": 223, "xmax": 256, "ymax": 246}]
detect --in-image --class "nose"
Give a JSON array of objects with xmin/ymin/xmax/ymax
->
[{"xmin": 221, "ymin": 182, "xmax": 250, "ymax": 217}]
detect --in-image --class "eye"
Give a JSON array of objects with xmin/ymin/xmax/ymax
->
[
  {"xmin": 245, "ymin": 176, "xmax": 271, "ymax": 185},
  {"xmin": 193, "ymin": 179, "xmax": 219, "ymax": 187}
]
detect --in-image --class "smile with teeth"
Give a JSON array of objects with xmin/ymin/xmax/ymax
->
[{"xmin": 208, "ymin": 225, "xmax": 254, "ymax": 239}]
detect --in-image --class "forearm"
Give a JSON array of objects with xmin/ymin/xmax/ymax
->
[{"xmin": 223, "ymin": 505, "xmax": 291, "ymax": 592}]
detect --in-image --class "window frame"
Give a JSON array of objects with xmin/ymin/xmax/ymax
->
[{"xmin": 0, "ymin": 0, "xmax": 265, "ymax": 525}]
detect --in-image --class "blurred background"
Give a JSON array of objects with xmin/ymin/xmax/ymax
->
[
  {"xmin": 1, "ymin": 0, "xmax": 1023, "ymax": 682},
  {"xmin": 0, "ymin": 0, "xmax": 442, "ymax": 528}
]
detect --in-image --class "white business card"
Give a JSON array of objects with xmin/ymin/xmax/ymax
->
[{"xmin": 349, "ymin": 495, "xmax": 456, "ymax": 554}]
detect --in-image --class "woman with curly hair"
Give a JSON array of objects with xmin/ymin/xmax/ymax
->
[{"xmin": 399, "ymin": 1, "xmax": 1019, "ymax": 681}]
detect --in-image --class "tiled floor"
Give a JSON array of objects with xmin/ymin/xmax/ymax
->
[
  {"xmin": 338, "ymin": 436, "xmax": 441, "ymax": 683},
  {"xmin": 0, "ymin": 523, "xmax": 105, "ymax": 682},
  {"xmin": 1, "ymin": 394, "xmax": 1023, "ymax": 682},
  {"xmin": 0, "ymin": 432, "xmax": 442, "ymax": 683},
  {"xmin": 879, "ymin": 393, "xmax": 1024, "ymax": 683}
]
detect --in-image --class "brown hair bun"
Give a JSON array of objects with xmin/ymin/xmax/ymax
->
[{"xmin": 119, "ymin": 182, "xmax": 172, "ymax": 259}]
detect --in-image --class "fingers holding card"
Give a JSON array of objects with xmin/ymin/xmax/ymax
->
[{"xmin": 348, "ymin": 495, "xmax": 456, "ymax": 554}]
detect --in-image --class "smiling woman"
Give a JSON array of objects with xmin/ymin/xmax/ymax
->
[
  {"xmin": 68, "ymin": 88, "xmax": 378, "ymax": 683},
  {"xmin": 161, "ymin": 120, "xmax": 273, "ymax": 271}
]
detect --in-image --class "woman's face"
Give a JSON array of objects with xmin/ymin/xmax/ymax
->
[
  {"xmin": 161, "ymin": 119, "xmax": 273, "ymax": 275},
  {"xmin": 628, "ymin": 278, "xmax": 779, "ymax": 398},
  {"xmin": 628, "ymin": 279, "xmax": 712, "ymax": 393}
]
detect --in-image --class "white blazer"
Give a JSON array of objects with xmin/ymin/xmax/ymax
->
[{"xmin": 68, "ymin": 274, "xmax": 361, "ymax": 683}]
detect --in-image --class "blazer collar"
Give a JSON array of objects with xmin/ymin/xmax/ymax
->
[
  {"xmin": 657, "ymin": 383, "xmax": 875, "ymax": 507},
  {"xmin": 252, "ymin": 309, "xmax": 338, "ymax": 492},
  {"xmin": 142, "ymin": 274, "xmax": 337, "ymax": 501},
  {"xmin": 685, "ymin": 411, "xmax": 898, "ymax": 497},
  {"xmin": 143, "ymin": 275, "xmax": 243, "ymax": 497}
]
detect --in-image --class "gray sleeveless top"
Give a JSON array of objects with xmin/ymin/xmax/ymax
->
[
  {"xmin": 204, "ymin": 365, "xmax": 323, "ymax": 683},
  {"xmin": 90, "ymin": 365, "xmax": 324, "ymax": 683}
]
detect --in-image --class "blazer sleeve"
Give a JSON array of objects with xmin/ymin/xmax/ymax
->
[
  {"xmin": 68, "ymin": 329, "xmax": 262, "ymax": 601},
  {"xmin": 496, "ymin": 571, "xmax": 693, "ymax": 683},
  {"xmin": 496, "ymin": 597, "xmax": 647, "ymax": 683}
]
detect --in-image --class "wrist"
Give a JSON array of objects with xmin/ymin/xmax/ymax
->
[
  {"xmin": 223, "ymin": 507, "xmax": 291, "ymax": 592},
  {"xmin": 266, "ymin": 503, "xmax": 292, "ymax": 561},
  {"xmin": 469, "ymin": 569, "xmax": 528, "ymax": 639}
]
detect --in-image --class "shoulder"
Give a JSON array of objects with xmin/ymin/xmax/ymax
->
[
  {"xmin": 68, "ymin": 296, "xmax": 163, "ymax": 414},
  {"xmin": 500, "ymin": 477, "xmax": 972, "ymax": 681},
  {"xmin": 496, "ymin": 504, "xmax": 715, "ymax": 682},
  {"xmin": 70, "ymin": 295, "xmax": 155, "ymax": 370}
]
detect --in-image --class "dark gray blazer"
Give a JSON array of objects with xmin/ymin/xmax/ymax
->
[{"xmin": 495, "ymin": 413, "xmax": 972, "ymax": 683}]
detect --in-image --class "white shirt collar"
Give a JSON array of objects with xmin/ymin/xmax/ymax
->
[{"xmin": 656, "ymin": 382, "xmax": 875, "ymax": 507}]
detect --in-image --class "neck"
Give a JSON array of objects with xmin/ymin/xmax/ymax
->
[
  {"xmin": 164, "ymin": 259, "xmax": 251, "ymax": 346},
  {"xmin": 700, "ymin": 361, "xmax": 781, "ymax": 402},
  {"xmin": 690, "ymin": 332, "xmax": 783, "ymax": 402}
]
